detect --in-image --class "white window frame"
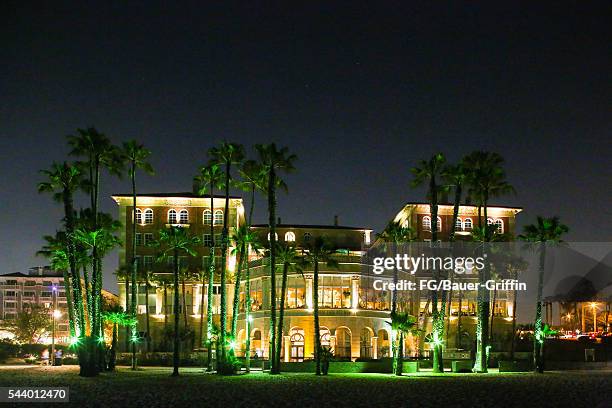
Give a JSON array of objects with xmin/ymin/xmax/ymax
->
[
  {"xmin": 168, "ymin": 209, "xmax": 177, "ymax": 224},
  {"xmin": 135, "ymin": 208, "xmax": 143, "ymax": 224},
  {"xmin": 285, "ymin": 231, "xmax": 296, "ymax": 242},
  {"xmin": 422, "ymin": 216, "xmax": 432, "ymax": 231},
  {"xmin": 144, "ymin": 208, "xmax": 154, "ymax": 224},
  {"xmin": 213, "ymin": 210, "xmax": 224, "ymax": 225},
  {"xmin": 203, "ymin": 210, "xmax": 212, "ymax": 225},
  {"xmin": 178, "ymin": 209, "xmax": 189, "ymax": 224},
  {"xmin": 463, "ymin": 217, "xmax": 473, "ymax": 231}
]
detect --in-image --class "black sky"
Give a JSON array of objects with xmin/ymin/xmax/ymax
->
[{"xmin": 2, "ymin": 1, "xmax": 611, "ymax": 292}]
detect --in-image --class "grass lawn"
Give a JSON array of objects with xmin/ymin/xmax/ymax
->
[{"xmin": 0, "ymin": 366, "xmax": 610, "ymax": 407}]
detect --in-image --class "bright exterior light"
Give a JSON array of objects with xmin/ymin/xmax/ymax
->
[
  {"xmin": 247, "ymin": 315, "xmax": 253, "ymax": 323},
  {"xmin": 53, "ymin": 309, "xmax": 62, "ymax": 318},
  {"xmin": 69, "ymin": 336, "xmax": 80, "ymax": 347},
  {"xmin": 97, "ymin": 337, "xmax": 105, "ymax": 344},
  {"xmin": 229, "ymin": 341, "xmax": 236, "ymax": 350},
  {"xmin": 591, "ymin": 302, "xmax": 597, "ymax": 309}
]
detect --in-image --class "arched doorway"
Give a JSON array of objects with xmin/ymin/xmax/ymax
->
[
  {"xmin": 320, "ymin": 326, "xmax": 331, "ymax": 347},
  {"xmin": 360, "ymin": 328, "xmax": 373, "ymax": 359},
  {"xmin": 377, "ymin": 329, "xmax": 390, "ymax": 358},
  {"xmin": 335, "ymin": 327, "xmax": 351, "ymax": 360},
  {"xmin": 251, "ymin": 329, "xmax": 262, "ymax": 358},
  {"xmin": 236, "ymin": 329, "xmax": 246, "ymax": 357},
  {"xmin": 289, "ymin": 327, "xmax": 305, "ymax": 362}
]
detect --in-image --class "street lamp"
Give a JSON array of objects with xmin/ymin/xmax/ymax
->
[{"xmin": 51, "ymin": 309, "xmax": 62, "ymax": 366}]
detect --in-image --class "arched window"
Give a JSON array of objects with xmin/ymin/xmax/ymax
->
[
  {"xmin": 422, "ymin": 216, "xmax": 432, "ymax": 231},
  {"xmin": 144, "ymin": 209, "xmax": 153, "ymax": 224},
  {"xmin": 303, "ymin": 232, "xmax": 312, "ymax": 242},
  {"xmin": 320, "ymin": 327, "xmax": 331, "ymax": 346},
  {"xmin": 463, "ymin": 218, "xmax": 473, "ymax": 231},
  {"xmin": 285, "ymin": 231, "xmax": 296, "ymax": 242},
  {"xmin": 494, "ymin": 219, "xmax": 504, "ymax": 234},
  {"xmin": 168, "ymin": 209, "xmax": 177, "ymax": 224},
  {"xmin": 289, "ymin": 327, "xmax": 305, "ymax": 362},
  {"xmin": 435, "ymin": 216, "xmax": 442, "ymax": 232},
  {"xmin": 134, "ymin": 208, "xmax": 143, "ymax": 224},
  {"xmin": 455, "ymin": 217, "xmax": 463, "ymax": 231},
  {"xmin": 213, "ymin": 210, "xmax": 223, "ymax": 225},
  {"xmin": 178, "ymin": 209, "xmax": 189, "ymax": 224},
  {"xmin": 203, "ymin": 210, "xmax": 212, "ymax": 225},
  {"xmin": 267, "ymin": 232, "xmax": 279, "ymax": 241},
  {"xmin": 487, "ymin": 218, "xmax": 494, "ymax": 226}
]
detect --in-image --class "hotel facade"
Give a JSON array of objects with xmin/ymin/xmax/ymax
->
[{"xmin": 114, "ymin": 193, "xmax": 522, "ymax": 360}]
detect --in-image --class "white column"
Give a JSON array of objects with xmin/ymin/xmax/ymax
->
[
  {"xmin": 372, "ymin": 336, "xmax": 378, "ymax": 359},
  {"xmin": 155, "ymin": 287, "xmax": 163, "ymax": 315},
  {"xmin": 284, "ymin": 335, "xmax": 290, "ymax": 362},
  {"xmin": 305, "ymin": 274, "xmax": 314, "ymax": 310},
  {"xmin": 351, "ymin": 275, "xmax": 360, "ymax": 310},
  {"xmin": 193, "ymin": 284, "xmax": 201, "ymax": 315}
]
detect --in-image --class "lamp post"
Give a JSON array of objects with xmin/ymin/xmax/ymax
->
[{"xmin": 51, "ymin": 309, "xmax": 62, "ymax": 366}]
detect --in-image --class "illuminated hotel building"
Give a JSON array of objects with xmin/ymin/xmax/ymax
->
[{"xmin": 114, "ymin": 193, "xmax": 522, "ymax": 359}]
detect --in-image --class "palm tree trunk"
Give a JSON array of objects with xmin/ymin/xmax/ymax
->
[
  {"xmin": 474, "ymin": 198, "xmax": 490, "ymax": 373},
  {"xmin": 268, "ymin": 166, "xmax": 278, "ymax": 374},
  {"xmin": 429, "ymin": 180, "xmax": 443, "ymax": 373},
  {"xmin": 244, "ymin": 185, "xmax": 255, "ymax": 373},
  {"xmin": 172, "ymin": 250, "xmax": 180, "ymax": 376},
  {"xmin": 206, "ymin": 189, "xmax": 215, "ymax": 371},
  {"xmin": 231, "ymin": 243, "xmax": 246, "ymax": 340},
  {"xmin": 219, "ymin": 160, "xmax": 231, "ymax": 364},
  {"xmin": 182, "ymin": 276, "xmax": 188, "ymax": 330},
  {"xmin": 130, "ymin": 164, "xmax": 138, "ymax": 369},
  {"xmin": 313, "ymin": 261, "xmax": 321, "ymax": 375},
  {"xmin": 145, "ymin": 279, "xmax": 151, "ymax": 353},
  {"xmin": 489, "ymin": 287, "xmax": 497, "ymax": 347},
  {"xmin": 395, "ymin": 331, "xmax": 404, "ymax": 376},
  {"xmin": 534, "ymin": 244, "xmax": 546, "ymax": 373},
  {"xmin": 275, "ymin": 262, "xmax": 289, "ymax": 369},
  {"xmin": 510, "ymin": 272, "xmax": 518, "ymax": 360}
]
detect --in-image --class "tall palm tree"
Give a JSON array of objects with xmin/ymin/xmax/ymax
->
[
  {"xmin": 121, "ymin": 140, "xmax": 154, "ymax": 369},
  {"xmin": 68, "ymin": 128, "xmax": 123, "ymax": 376},
  {"xmin": 194, "ymin": 163, "xmax": 225, "ymax": 370},
  {"xmin": 519, "ymin": 216, "xmax": 568, "ymax": 373},
  {"xmin": 38, "ymin": 162, "xmax": 87, "ymax": 338},
  {"xmin": 255, "ymin": 143, "xmax": 296, "ymax": 374},
  {"xmin": 376, "ymin": 221, "xmax": 415, "ymax": 375},
  {"xmin": 72, "ymin": 219, "xmax": 122, "ymax": 376},
  {"xmin": 233, "ymin": 159, "xmax": 266, "ymax": 372},
  {"xmin": 410, "ymin": 152, "xmax": 446, "ymax": 373},
  {"xmin": 150, "ymin": 226, "xmax": 200, "ymax": 376},
  {"xmin": 274, "ymin": 243, "xmax": 304, "ymax": 370},
  {"xmin": 208, "ymin": 142, "xmax": 245, "ymax": 364},
  {"xmin": 387, "ymin": 311, "xmax": 420, "ymax": 376},
  {"xmin": 302, "ymin": 236, "xmax": 339, "ymax": 375},
  {"xmin": 463, "ymin": 151, "xmax": 514, "ymax": 373}
]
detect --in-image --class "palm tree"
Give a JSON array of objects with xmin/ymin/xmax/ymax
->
[
  {"xmin": 121, "ymin": 140, "xmax": 154, "ymax": 369},
  {"xmin": 255, "ymin": 143, "xmax": 296, "ymax": 374},
  {"xmin": 387, "ymin": 312, "xmax": 420, "ymax": 376},
  {"xmin": 233, "ymin": 159, "xmax": 266, "ymax": 372},
  {"xmin": 138, "ymin": 268, "xmax": 156, "ymax": 352},
  {"xmin": 194, "ymin": 162, "xmax": 225, "ymax": 370},
  {"xmin": 102, "ymin": 306, "xmax": 136, "ymax": 371},
  {"xmin": 68, "ymin": 128, "xmax": 123, "ymax": 376},
  {"xmin": 208, "ymin": 142, "xmax": 245, "ymax": 364},
  {"xmin": 463, "ymin": 151, "xmax": 514, "ymax": 373},
  {"xmin": 150, "ymin": 226, "xmax": 200, "ymax": 376},
  {"xmin": 376, "ymin": 221, "xmax": 416, "ymax": 374},
  {"xmin": 410, "ymin": 152, "xmax": 446, "ymax": 373},
  {"xmin": 519, "ymin": 216, "xmax": 568, "ymax": 373},
  {"xmin": 38, "ymin": 162, "xmax": 86, "ymax": 338},
  {"xmin": 72, "ymin": 219, "xmax": 122, "ymax": 376},
  {"xmin": 274, "ymin": 243, "xmax": 304, "ymax": 370},
  {"xmin": 302, "ymin": 236, "xmax": 339, "ymax": 375}
]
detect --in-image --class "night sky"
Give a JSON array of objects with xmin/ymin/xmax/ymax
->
[{"xmin": 2, "ymin": 2, "xmax": 611, "ymax": 292}]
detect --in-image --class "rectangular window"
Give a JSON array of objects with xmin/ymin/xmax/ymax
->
[
  {"xmin": 43, "ymin": 281, "xmax": 52, "ymax": 287},
  {"xmin": 178, "ymin": 256, "xmax": 189, "ymax": 269},
  {"xmin": 58, "ymin": 291, "xmax": 66, "ymax": 298},
  {"xmin": 4, "ymin": 313, "xmax": 16, "ymax": 320},
  {"xmin": 144, "ymin": 233, "xmax": 154, "ymax": 246},
  {"xmin": 143, "ymin": 256, "xmax": 154, "ymax": 270},
  {"xmin": 203, "ymin": 234, "xmax": 212, "ymax": 247},
  {"xmin": 4, "ymin": 301, "xmax": 16, "ymax": 309},
  {"xmin": 57, "ymin": 324, "xmax": 69, "ymax": 332},
  {"xmin": 23, "ymin": 291, "xmax": 35, "ymax": 297},
  {"xmin": 135, "ymin": 233, "xmax": 143, "ymax": 246},
  {"xmin": 6, "ymin": 280, "xmax": 17, "ymax": 286},
  {"xmin": 4, "ymin": 291, "xmax": 16, "ymax": 297},
  {"xmin": 24, "ymin": 281, "xmax": 36, "ymax": 286},
  {"xmin": 41, "ymin": 291, "xmax": 52, "ymax": 298}
]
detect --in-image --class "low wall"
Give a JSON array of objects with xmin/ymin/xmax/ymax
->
[{"xmin": 280, "ymin": 360, "xmax": 392, "ymax": 373}]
